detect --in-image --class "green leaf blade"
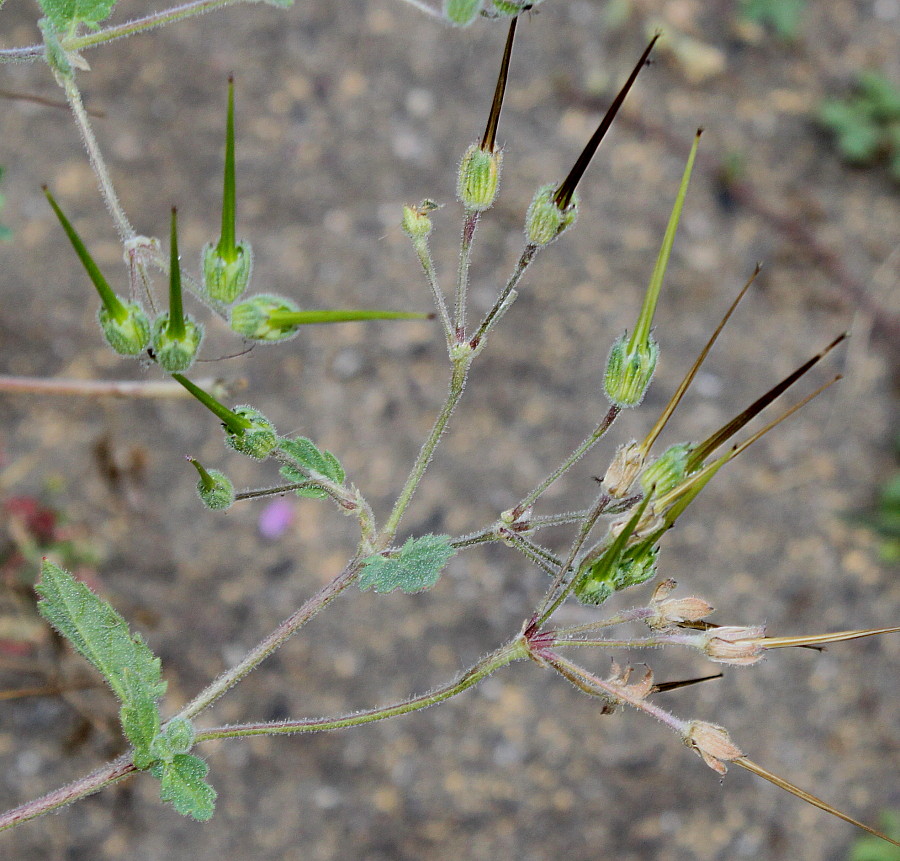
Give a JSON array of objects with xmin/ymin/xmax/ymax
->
[
  {"xmin": 152, "ymin": 754, "xmax": 217, "ymax": 821},
  {"xmin": 278, "ymin": 436, "xmax": 346, "ymax": 497},
  {"xmin": 36, "ymin": 560, "xmax": 166, "ymax": 756},
  {"xmin": 39, "ymin": 0, "xmax": 118, "ymax": 31},
  {"xmin": 359, "ymin": 534, "xmax": 456, "ymax": 594}
]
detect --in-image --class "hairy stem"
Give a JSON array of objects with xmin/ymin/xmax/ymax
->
[
  {"xmin": 381, "ymin": 356, "xmax": 471, "ymax": 542},
  {"xmin": 0, "ymin": 755, "xmax": 135, "ymax": 833},
  {"xmin": 174, "ymin": 559, "xmax": 361, "ymax": 720},
  {"xmin": 61, "ymin": 75, "xmax": 134, "ymax": 242},
  {"xmin": 194, "ymin": 640, "xmax": 526, "ymax": 741}
]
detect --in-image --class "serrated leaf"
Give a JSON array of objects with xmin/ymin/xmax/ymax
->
[
  {"xmin": 151, "ymin": 754, "xmax": 217, "ymax": 821},
  {"xmin": 358, "ymin": 534, "xmax": 455, "ymax": 594},
  {"xmin": 38, "ymin": 0, "xmax": 118, "ymax": 31},
  {"xmin": 278, "ymin": 436, "xmax": 346, "ymax": 498},
  {"xmin": 36, "ymin": 561, "xmax": 166, "ymax": 755}
]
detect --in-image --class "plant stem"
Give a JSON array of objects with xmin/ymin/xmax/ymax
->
[
  {"xmin": 381, "ymin": 356, "xmax": 471, "ymax": 543},
  {"xmin": 454, "ymin": 208, "xmax": 479, "ymax": 339},
  {"xmin": 61, "ymin": 75, "xmax": 134, "ymax": 242},
  {"xmin": 395, "ymin": 0, "xmax": 443, "ymax": 18},
  {"xmin": 542, "ymin": 651, "xmax": 687, "ymax": 733},
  {"xmin": 0, "ymin": 755, "xmax": 135, "ymax": 832},
  {"xmin": 470, "ymin": 243, "xmax": 538, "ymax": 349},
  {"xmin": 193, "ymin": 640, "xmax": 526, "ymax": 741},
  {"xmin": 412, "ymin": 237, "xmax": 454, "ymax": 346},
  {"xmin": 511, "ymin": 405, "xmax": 620, "ymax": 519},
  {"xmin": 174, "ymin": 559, "xmax": 361, "ymax": 720},
  {"xmin": 500, "ymin": 531, "xmax": 565, "ymax": 578},
  {"xmin": 535, "ymin": 491, "xmax": 611, "ymax": 626}
]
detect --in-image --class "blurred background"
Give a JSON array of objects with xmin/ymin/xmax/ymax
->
[{"xmin": 0, "ymin": 0, "xmax": 898, "ymax": 858}]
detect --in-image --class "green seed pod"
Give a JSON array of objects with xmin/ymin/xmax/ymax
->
[
  {"xmin": 640, "ymin": 443, "xmax": 692, "ymax": 498},
  {"xmin": 224, "ymin": 406, "xmax": 278, "ymax": 459},
  {"xmin": 524, "ymin": 183, "xmax": 578, "ymax": 247},
  {"xmin": 445, "ymin": 0, "xmax": 483, "ymax": 26},
  {"xmin": 98, "ymin": 302, "xmax": 151, "ymax": 356},
  {"xmin": 201, "ymin": 240, "xmax": 253, "ymax": 304},
  {"xmin": 230, "ymin": 294, "xmax": 301, "ymax": 343},
  {"xmin": 490, "ymin": 0, "xmax": 536, "ymax": 15},
  {"xmin": 401, "ymin": 204, "xmax": 434, "ymax": 240},
  {"xmin": 188, "ymin": 458, "xmax": 235, "ymax": 510},
  {"xmin": 603, "ymin": 331, "xmax": 659, "ymax": 408},
  {"xmin": 457, "ymin": 144, "xmax": 502, "ymax": 211},
  {"xmin": 151, "ymin": 313, "xmax": 204, "ymax": 373}
]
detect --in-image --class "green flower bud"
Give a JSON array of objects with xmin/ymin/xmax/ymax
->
[
  {"xmin": 162, "ymin": 717, "xmax": 196, "ymax": 756},
  {"xmin": 224, "ymin": 406, "xmax": 278, "ymax": 459},
  {"xmin": 445, "ymin": 0, "xmax": 484, "ymax": 26},
  {"xmin": 458, "ymin": 144, "xmax": 502, "ymax": 211},
  {"xmin": 151, "ymin": 313, "xmax": 204, "ymax": 372},
  {"xmin": 98, "ymin": 302, "xmax": 151, "ymax": 356},
  {"xmin": 524, "ymin": 183, "xmax": 578, "ymax": 247},
  {"xmin": 188, "ymin": 457, "xmax": 235, "ymax": 510},
  {"xmin": 230, "ymin": 294, "xmax": 301, "ymax": 342},
  {"xmin": 603, "ymin": 331, "xmax": 659, "ymax": 407},
  {"xmin": 401, "ymin": 203, "xmax": 434, "ymax": 240},
  {"xmin": 201, "ymin": 241, "xmax": 253, "ymax": 304},
  {"xmin": 639, "ymin": 443, "xmax": 692, "ymax": 498}
]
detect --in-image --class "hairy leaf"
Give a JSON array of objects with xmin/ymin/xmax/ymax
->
[
  {"xmin": 36, "ymin": 561, "xmax": 166, "ymax": 755},
  {"xmin": 39, "ymin": 0, "xmax": 118, "ymax": 32},
  {"xmin": 151, "ymin": 754, "xmax": 217, "ymax": 821},
  {"xmin": 278, "ymin": 436, "xmax": 346, "ymax": 499},
  {"xmin": 359, "ymin": 534, "xmax": 456, "ymax": 594}
]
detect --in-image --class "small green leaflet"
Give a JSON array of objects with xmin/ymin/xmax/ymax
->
[
  {"xmin": 36, "ymin": 561, "xmax": 166, "ymax": 756},
  {"xmin": 359, "ymin": 534, "xmax": 456, "ymax": 594},
  {"xmin": 278, "ymin": 436, "xmax": 345, "ymax": 499},
  {"xmin": 151, "ymin": 754, "xmax": 217, "ymax": 821},
  {"xmin": 38, "ymin": 0, "xmax": 118, "ymax": 32}
]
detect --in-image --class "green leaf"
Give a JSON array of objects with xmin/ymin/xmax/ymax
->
[
  {"xmin": 278, "ymin": 436, "xmax": 346, "ymax": 499},
  {"xmin": 740, "ymin": 0, "xmax": 805, "ymax": 39},
  {"xmin": 151, "ymin": 754, "xmax": 217, "ymax": 821},
  {"xmin": 38, "ymin": 0, "xmax": 118, "ymax": 32},
  {"xmin": 359, "ymin": 534, "xmax": 456, "ymax": 594},
  {"xmin": 36, "ymin": 560, "xmax": 166, "ymax": 756}
]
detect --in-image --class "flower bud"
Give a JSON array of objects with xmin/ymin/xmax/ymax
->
[
  {"xmin": 202, "ymin": 241, "xmax": 253, "ymax": 304},
  {"xmin": 401, "ymin": 203, "xmax": 434, "ymax": 240},
  {"xmin": 151, "ymin": 313, "xmax": 203, "ymax": 372},
  {"xmin": 224, "ymin": 406, "xmax": 278, "ymax": 459},
  {"xmin": 458, "ymin": 144, "xmax": 502, "ymax": 211},
  {"xmin": 640, "ymin": 442, "xmax": 692, "ymax": 497},
  {"xmin": 445, "ymin": 0, "xmax": 483, "ymax": 25},
  {"xmin": 524, "ymin": 183, "xmax": 578, "ymax": 247},
  {"xmin": 230, "ymin": 294, "xmax": 301, "ymax": 342},
  {"xmin": 98, "ymin": 302, "xmax": 151, "ymax": 356},
  {"xmin": 603, "ymin": 331, "xmax": 659, "ymax": 407},
  {"xmin": 188, "ymin": 457, "xmax": 235, "ymax": 510}
]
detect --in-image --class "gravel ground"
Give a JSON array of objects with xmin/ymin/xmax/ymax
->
[{"xmin": 1, "ymin": 1, "xmax": 898, "ymax": 859}]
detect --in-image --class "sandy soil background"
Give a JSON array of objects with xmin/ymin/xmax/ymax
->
[{"xmin": 0, "ymin": 0, "xmax": 898, "ymax": 859}]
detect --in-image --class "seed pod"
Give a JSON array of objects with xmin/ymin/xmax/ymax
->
[
  {"xmin": 524, "ymin": 183, "xmax": 578, "ymax": 247},
  {"xmin": 230, "ymin": 294, "xmax": 302, "ymax": 342},
  {"xmin": 603, "ymin": 331, "xmax": 659, "ymax": 407},
  {"xmin": 98, "ymin": 303, "xmax": 151, "ymax": 356},
  {"xmin": 224, "ymin": 406, "xmax": 278, "ymax": 460},
  {"xmin": 458, "ymin": 144, "xmax": 502, "ymax": 211},
  {"xmin": 188, "ymin": 458, "xmax": 235, "ymax": 510},
  {"xmin": 445, "ymin": 0, "xmax": 483, "ymax": 26}
]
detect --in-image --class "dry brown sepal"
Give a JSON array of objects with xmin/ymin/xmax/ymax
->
[
  {"xmin": 683, "ymin": 720, "xmax": 744, "ymax": 775},
  {"xmin": 701, "ymin": 625, "xmax": 767, "ymax": 665},
  {"xmin": 648, "ymin": 579, "xmax": 715, "ymax": 629}
]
